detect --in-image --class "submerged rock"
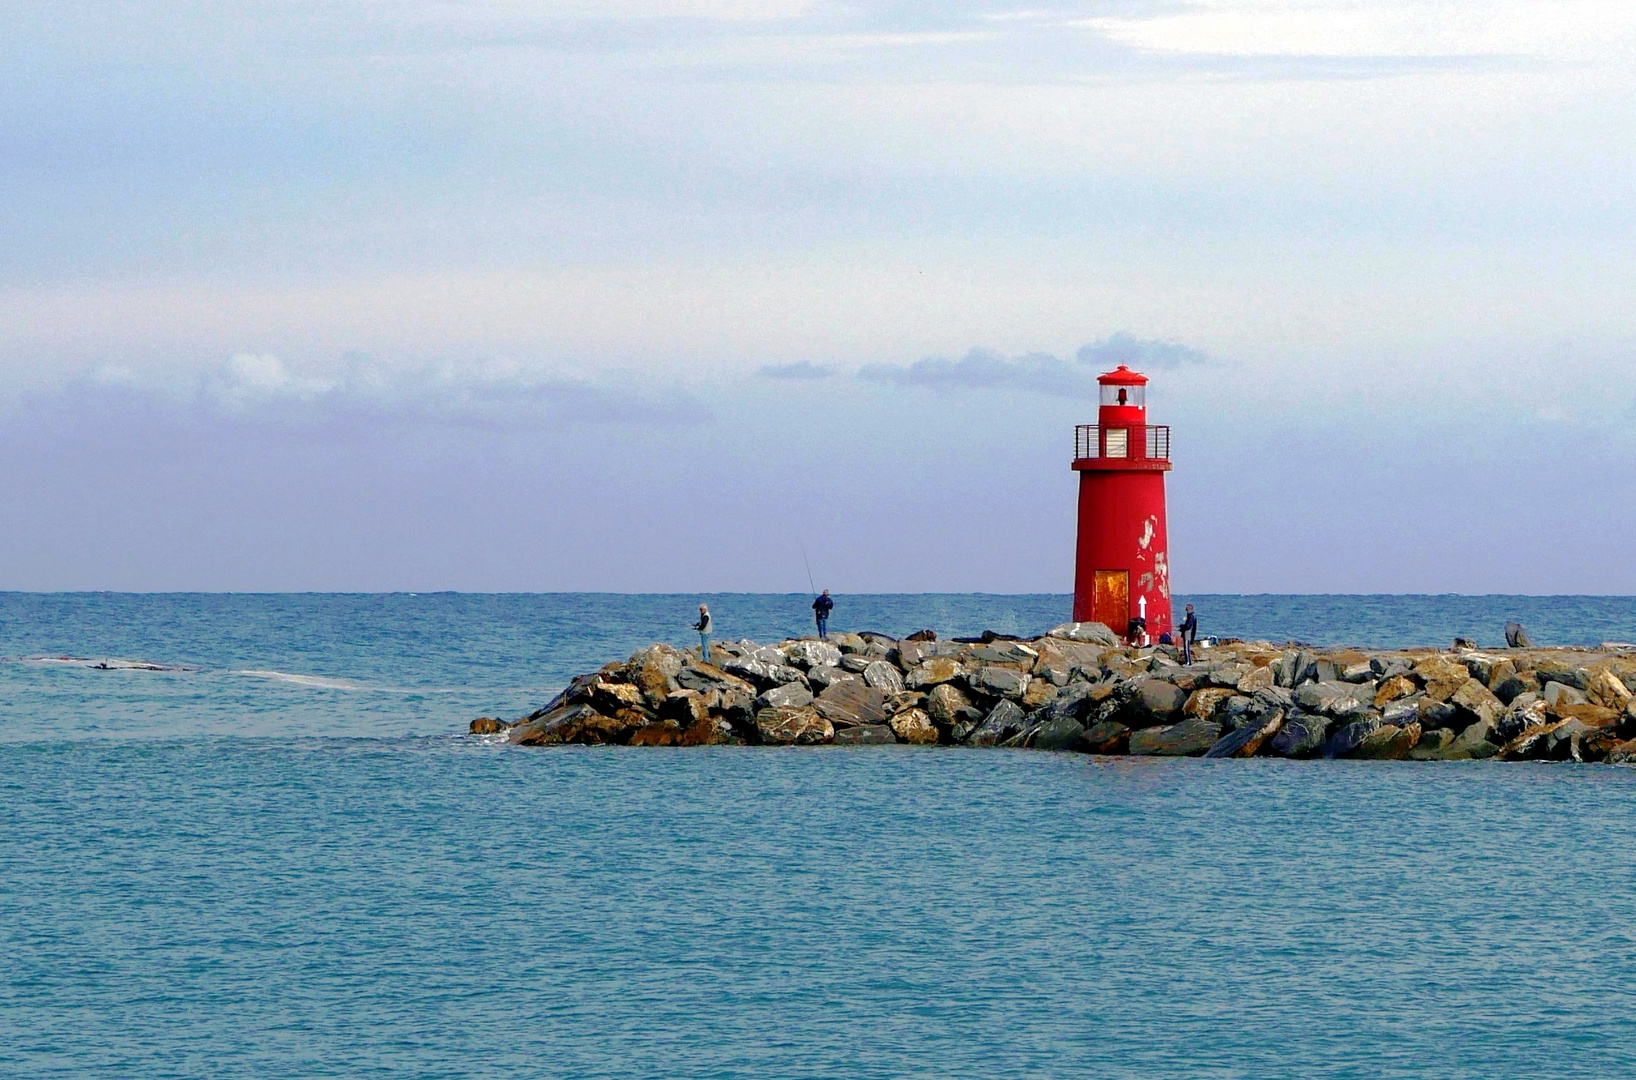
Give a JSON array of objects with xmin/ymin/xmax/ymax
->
[{"xmin": 1129, "ymin": 718, "xmax": 1221, "ymax": 756}]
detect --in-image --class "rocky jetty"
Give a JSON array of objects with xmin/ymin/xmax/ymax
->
[{"xmin": 475, "ymin": 625, "xmax": 1636, "ymax": 764}]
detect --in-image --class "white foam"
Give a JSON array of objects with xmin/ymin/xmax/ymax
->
[{"xmin": 231, "ymin": 670, "xmax": 376, "ymax": 691}]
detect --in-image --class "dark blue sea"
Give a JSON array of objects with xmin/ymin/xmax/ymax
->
[{"xmin": 5, "ymin": 592, "xmax": 1636, "ymax": 1078}]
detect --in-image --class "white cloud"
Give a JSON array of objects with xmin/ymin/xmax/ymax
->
[
  {"xmin": 1081, "ymin": 0, "xmax": 1636, "ymax": 60},
  {"xmin": 206, "ymin": 353, "xmax": 337, "ymax": 412}
]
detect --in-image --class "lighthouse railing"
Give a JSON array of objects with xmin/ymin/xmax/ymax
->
[{"xmin": 1075, "ymin": 425, "xmax": 1170, "ymax": 461}]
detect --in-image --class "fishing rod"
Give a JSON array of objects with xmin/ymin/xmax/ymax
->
[{"xmin": 800, "ymin": 541, "xmax": 817, "ymax": 597}]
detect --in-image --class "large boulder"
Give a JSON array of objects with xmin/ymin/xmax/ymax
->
[
  {"xmin": 1294, "ymin": 681, "xmax": 1366, "ymax": 716},
  {"xmin": 1204, "ymin": 709, "xmax": 1284, "ymax": 758},
  {"xmin": 813, "ymin": 679, "xmax": 891, "ymax": 728},
  {"xmin": 1322, "ymin": 715, "xmax": 1383, "ymax": 758},
  {"xmin": 724, "ymin": 656, "xmax": 809, "ymax": 691},
  {"xmin": 1124, "ymin": 677, "xmax": 1188, "ymax": 728},
  {"xmin": 755, "ymin": 682, "xmax": 815, "ymax": 712},
  {"xmin": 1268, "ymin": 712, "xmax": 1334, "ymax": 758},
  {"xmin": 1374, "ymin": 675, "xmax": 1417, "ymax": 709},
  {"xmin": 755, "ymin": 706, "xmax": 834, "ymax": 745},
  {"xmin": 805, "ymin": 665, "xmax": 855, "ymax": 693},
  {"xmin": 863, "ymin": 660, "xmax": 906, "ymax": 694},
  {"xmin": 1587, "ymin": 669, "xmax": 1634, "ymax": 711},
  {"xmin": 469, "ymin": 717, "xmax": 507, "ymax": 735},
  {"xmin": 1081, "ymin": 721, "xmax": 1130, "ymax": 754},
  {"xmin": 889, "ymin": 708, "xmax": 939, "ymax": 745},
  {"xmin": 1047, "ymin": 622, "xmax": 1121, "ymax": 646},
  {"xmin": 905, "ymin": 657, "xmax": 963, "ymax": 689},
  {"xmin": 973, "ymin": 666, "xmax": 1031, "ymax": 700},
  {"xmin": 510, "ymin": 703, "xmax": 629, "ymax": 746},
  {"xmin": 784, "ymin": 640, "xmax": 843, "ymax": 670},
  {"xmin": 1130, "ymin": 718, "xmax": 1222, "ymax": 756},
  {"xmin": 967, "ymin": 700, "xmax": 1030, "ymax": 747},
  {"xmin": 629, "ymin": 643, "xmax": 685, "ymax": 709},
  {"xmin": 926, "ymin": 683, "xmax": 980, "ymax": 728},
  {"xmin": 1542, "ymin": 681, "xmax": 1590, "ymax": 709},
  {"xmin": 1184, "ymin": 687, "xmax": 1237, "ymax": 721},
  {"xmin": 1449, "ymin": 678, "xmax": 1504, "ymax": 727},
  {"xmin": 1032, "ymin": 716, "xmax": 1087, "ymax": 751},
  {"xmin": 1414, "ymin": 657, "xmax": 1472, "ymax": 702},
  {"xmin": 1439, "ymin": 716, "xmax": 1500, "ymax": 759},
  {"xmin": 675, "ymin": 662, "xmax": 757, "ymax": 698},
  {"xmin": 1350, "ymin": 721, "xmax": 1422, "ymax": 760},
  {"xmin": 1236, "ymin": 665, "xmax": 1276, "ymax": 694},
  {"xmin": 1408, "ymin": 728, "xmax": 1456, "ymax": 759}
]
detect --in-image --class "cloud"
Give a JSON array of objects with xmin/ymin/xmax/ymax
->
[
  {"xmin": 756, "ymin": 360, "xmax": 834, "ymax": 380},
  {"xmin": 859, "ymin": 347, "xmax": 1099, "ymax": 397},
  {"xmin": 66, "ymin": 354, "xmax": 712, "ymax": 430},
  {"xmin": 857, "ymin": 335, "xmax": 1209, "ymax": 396},
  {"xmin": 1076, "ymin": 333, "xmax": 1208, "ymax": 371}
]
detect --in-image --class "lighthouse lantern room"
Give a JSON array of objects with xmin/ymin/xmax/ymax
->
[{"xmin": 1070, "ymin": 364, "xmax": 1173, "ymax": 642}]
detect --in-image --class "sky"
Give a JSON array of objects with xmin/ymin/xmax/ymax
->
[{"xmin": 2, "ymin": 0, "xmax": 1635, "ymax": 593}]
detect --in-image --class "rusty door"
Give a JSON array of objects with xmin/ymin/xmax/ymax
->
[{"xmin": 1092, "ymin": 570, "xmax": 1129, "ymax": 635}]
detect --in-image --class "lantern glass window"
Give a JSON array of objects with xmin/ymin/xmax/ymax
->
[{"xmin": 1100, "ymin": 383, "xmax": 1144, "ymax": 408}]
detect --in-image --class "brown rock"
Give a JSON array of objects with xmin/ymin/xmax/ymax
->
[
  {"xmin": 1586, "ymin": 669, "xmax": 1634, "ymax": 711},
  {"xmin": 629, "ymin": 643, "xmax": 685, "ymax": 709},
  {"xmin": 1183, "ymin": 687, "xmax": 1236, "ymax": 720},
  {"xmin": 925, "ymin": 683, "xmax": 975, "ymax": 727},
  {"xmin": 889, "ymin": 708, "xmax": 939, "ymax": 745},
  {"xmin": 628, "ymin": 721, "xmax": 686, "ymax": 746},
  {"xmin": 812, "ymin": 679, "xmax": 891, "ymax": 728},
  {"xmin": 1022, "ymin": 679, "xmax": 1060, "ymax": 710},
  {"xmin": 1129, "ymin": 718, "xmax": 1221, "ymax": 756},
  {"xmin": 679, "ymin": 715, "xmax": 733, "ymax": 746},
  {"xmin": 905, "ymin": 657, "xmax": 962, "ymax": 689},
  {"xmin": 468, "ymin": 717, "xmax": 506, "ymax": 735},
  {"xmin": 1449, "ymin": 678, "xmax": 1504, "ymax": 725},
  {"xmin": 1498, "ymin": 720, "xmax": 1569, "ymax": 761},
  {"xmin": 1552, "ymin": 703, "xmax": 1622, "ymax": 728},
  {"xmin": 1374, "ymin": 675, "xmax": 1417, "ymax": 708},
  {"xmin": 1236, "ymin": 665, "xmax": 1276, "ymax": 694},
  {"xmin": 1203, "ymin": 709, "xmax": 1284, "ymax": 758},
  {"xmin": 834, "ymin": 724, "xmax": 897, "ymax": 745},
  {"xmin": 1081, "ymin": 721, "xmax": 1130, "ymax": 754},
  {"xmin": 1351, "ymin": 721, "xmax": 1422, "ymax": 760},
  {"xmin": 1408, "ymin": 728, "xmax": 1456, "ymax": 759},
  {"xmin": 755, "ymin": 706, "xmax": 834, "ymax": 745},
  {"xmin": 510, "ymin": 703, "xmax": 628, "ymax": 746}
]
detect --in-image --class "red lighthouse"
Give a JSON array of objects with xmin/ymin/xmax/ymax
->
[{"xmin": 1071, "ymin": 365, "xmax": 1173, "ymax": 642}]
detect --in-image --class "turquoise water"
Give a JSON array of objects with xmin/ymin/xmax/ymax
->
[{"xmin": 5, "ymin": 593, "xmax": 1636, "ymax": 1077}]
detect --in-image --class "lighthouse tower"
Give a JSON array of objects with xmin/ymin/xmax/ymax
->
[{"xmin": 1071, "ymin": 365, "xmax": 1173, "ymax": 641}]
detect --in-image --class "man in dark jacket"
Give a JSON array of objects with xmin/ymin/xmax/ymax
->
[
  {"xmin": 812, "ymin": 590, "xmax": 833, "ymax": 641},
  {"xmin": 1179, "ymin": 603, "xmax": 1198, "ymax": 664}
]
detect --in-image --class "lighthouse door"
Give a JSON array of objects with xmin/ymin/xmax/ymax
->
[{"xmin": 1091, "ymin": 570, "xmax": 1128, "ymax": 634}]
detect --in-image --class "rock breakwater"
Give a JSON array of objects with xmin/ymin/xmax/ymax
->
[{"xmin": 477, "ymin": 625, "xmax": 1636, "ymax": 763}]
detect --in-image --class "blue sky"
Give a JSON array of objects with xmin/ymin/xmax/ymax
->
[{"xmin": 3, "ymin": 1, "xmax": 1634, "ymax": 592}]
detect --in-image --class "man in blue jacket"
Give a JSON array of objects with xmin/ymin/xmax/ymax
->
[{"xmin": 812, "ymin": 590, "xmax": 834, "ymax": 641}]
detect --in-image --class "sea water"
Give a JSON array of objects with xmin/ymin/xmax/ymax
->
[{"xmin": 4, "ymin": 593, "xmax": 1636, "ymax": 1078}]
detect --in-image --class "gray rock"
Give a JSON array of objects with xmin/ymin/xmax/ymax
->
[
  {"xmin": 1505, "ymin": 621, "xmax": 1531, "ymax": 648},
  {"xmin": 1081, "ymin": 721, "xmax": 1130, "ymax": 753},
  {"xmin": 755, "ymin": 683, "xmax": 815, "ymax": 711},
  {"xmin": 812, "ymin": 679, "xmax": 890, "ymax": 728},
  {"xmin": 967, "ymin": 699, "xmax": 1029, "ymax": 747},
  {"xmin": 1322, "ymin": 716, "xmax": 1384, "ymax": 759},
  {"xmin": 1130, "ymin": 718, "xmax": 1222, "ymax": 756},
  {"xmin": 1268, "ymin": 712, "xmax": 1333, "ymax": 758},
  {"xmin": 1032, "ymin": 716, "xmax": 1086, "ymax": 751},
  {"xmin": 968, "ymin": 641, "xmax": 1039, "ymax": 666},
  {"xmin": 1382, "ymin": 699, "xmax": 1422, "ymax": 728},
  {"xmin": 1252, "ymin": 685, "xmax": 1296, "ymax": 711},
  {"xmin": 784, "ymin": 640, "xmax": 842, "ymax": 670},
  {"xmin": 833, "ymin": 724, "xmax": 897, "ymax": 745},
  {"xmin": 1408, "ymin": 728, "xmax": 1456, "ymax": 759},
  {"xmin": 1124, "ymin": 677, "xmax": 1188, "ymax": 728},
  {"xmin": 840, "ymin": 654, "xmax": 875, "ymax": 674},
  {"xmin": 974, "ymin": 666, "xmax": 1031, "ymax": 700},
  {"xmin": 862, "ymin": 660, "xmax": 906, "ymax": 694},
  {"xmin": 904, "ymin": 657, "xmax": 963, "ymax": 689},
  {"xmin": 1047, "ymin": 622, "xmax": 1121, "ymax": 646},
  {"xmin": 926, "ymin": 682, "xmax": 980, "ymax": 728},
  {"xmin": 1542, "ymin": 681, "xmax": 1590, "ymax": 709},
  {"xmin": 755, "ymin": 706, "xmax": 834, "ymax": 745},
  {"xmin": 723, "ymin": 657, "xmax": 809, "ymax": 690},
  {"xmin": 1209, "ymin": 662, "xmax": 1253, "ymax": 688},
  {"xmin": 805, "ymin": 666, "xmax": 857, "ymax": 693},
  {"xmin": 1294, "ymin": 680, "xmax": 1366, "ymax": 716},
  {"xmin": 1204, "ymin": 709, "xmax": 1284, "ymax": 758}
]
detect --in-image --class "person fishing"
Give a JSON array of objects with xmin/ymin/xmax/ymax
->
[
  {"xmin": 1179, "ymin": 603, "xmax": 1198, "ymax": 664},
  {"xmin": 812, "ymin": 589, "xmax": 833, "ymax": 641},
  {"xmin": 693, "ymin": 604, "xmax": 713, "ymax": 665}
]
